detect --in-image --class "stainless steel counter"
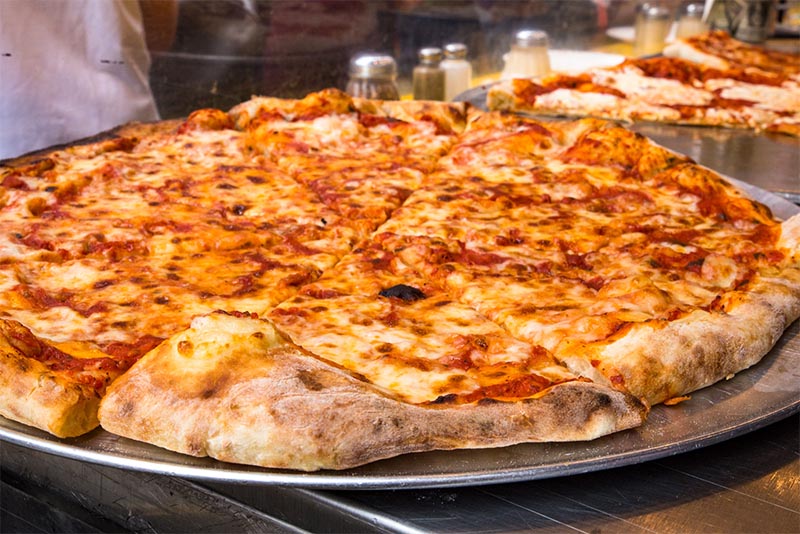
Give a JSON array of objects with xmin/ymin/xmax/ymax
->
[
  {"xmin": 215, "ymin": 415, "xmax": 800, "ymax": 533},
  {"xmin": 630, "ymin": 123, "xmax": 800, "ymax": 205},
  {"xmin": 2, "ymin": 414, "xmax": 797, "ymax": 533}
]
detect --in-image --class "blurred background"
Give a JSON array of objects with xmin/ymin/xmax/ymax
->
[{"xmin": 150, "ymin": 0, "xmax": 634, "ymax": 117}]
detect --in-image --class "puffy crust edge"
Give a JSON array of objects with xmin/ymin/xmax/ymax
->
[
  {"xmin": 0, "ymin": 324, "xmax": 100, "ymax": 438},
  {"xmin": 98, "ymin": 312, "xmax": 647, "ymax": 472},
  {"xmin": 662, "ymin": 39, "xmax": 732, "ymax": 70},
  {"xmin": 559, "ymin": 264, "xmax": 800, "ymax": 406}
]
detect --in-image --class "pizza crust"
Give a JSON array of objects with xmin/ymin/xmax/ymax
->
[
  {"xmin": 663, "ymin": 40, "xmax": 731, "ymax": 70},
  {"xmin": 558, "ymin": 264, "xmax": 800, "ymax": 406},
  {"xmin": 0, "ymin": 320, "xmax": 100, "ymax": 437},
  {"xmin": 98, "ymin": 312, "xmax": 647, "ymax": 471}
]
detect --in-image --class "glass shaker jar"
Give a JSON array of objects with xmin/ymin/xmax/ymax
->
[
  {"xmin": 675, "ymin": 2, "xmax": 709, "ymax": 39},
  {"xmin": 412, "ymin": 47, "xmax": 445, "ymax": 101},
  {"xmin": 441, "ymin": 43, "xmax": 472, "ymax": 101},
  {"xmin": 500, "ymin": 29, "xmax": 551, "ymax": 80},
  {"xmin": 345, "ymin": 53, "xmax": 400, "ymax": 100},
  {"xmin": 633, "ymin": 3, "xmax": 673, "ymax": 56}
]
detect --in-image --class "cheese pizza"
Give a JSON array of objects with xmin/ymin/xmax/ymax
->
[
  {"xmin": 664, "ymin": 30, "xmax": 800, "ymax": 75},
  {"xmin": 487, "ymin": 31, "xmax": 800, "ymax": 135},
  {"xmin": 1, "ymin": 88, "xmax": 798, "ymax": 471}
]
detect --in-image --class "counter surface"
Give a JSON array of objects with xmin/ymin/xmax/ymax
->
[{"xmin": 2, "ymin": 415, "xmax": 797, "ymax": 532}]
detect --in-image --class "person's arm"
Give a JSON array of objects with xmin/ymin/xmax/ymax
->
[{"xmin": 139, "ymin": 0, "xmax": 178, "ymax": 52}]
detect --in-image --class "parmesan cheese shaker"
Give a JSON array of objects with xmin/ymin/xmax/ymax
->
[
  {"xmin": 345, "ymin": 53, "xmax": 400, "ymax": 100},
  {"xmin": 441, "ymin": 43, "xmax": 472, "ymax": 101},
  {"xmin": 500, "ymin": 29, "xmax": 551, "ymax": 80},
  {"xmin": 633, "ymin": 3, "xmax": 672, "ymax": 56},
  {"xmin": 675, "ymin": 2, "xmax": 709, "ymax": 38}
]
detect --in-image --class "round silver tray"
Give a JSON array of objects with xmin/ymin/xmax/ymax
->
[{"xmin": 0, "ymin": 182, "xmax": 798, "ymax": 491}]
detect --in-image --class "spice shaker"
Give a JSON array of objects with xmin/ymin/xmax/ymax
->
[
  {"xmin": 726, "ymin": 0, "xmax": 777, "ymax": 43},
  {"xmin": 500, "ymin": 29, "xmax": 551, "ymax": 80},
  {"xmin": 412, "ymin": 47, "xmax": 445, "ymax": 101},
  {"xmin": 440, "ymin": 43, "xmax": 472, "ymax": 101},
  {"xmin": 675, "ymin": 2, "xmax": 709, "ymax": 38},
  {"xmin": 345, "ymin": 53, "xmax": 400, "ymax": 100},
  {"xmin": 633, "ymin": 3, "xmax": 673, "ymax": 56}
]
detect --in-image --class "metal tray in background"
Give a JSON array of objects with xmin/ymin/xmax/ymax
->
[
  {"xmin": 0, "ymin": 149, "xmax": 798, "ymax": 492},
  {"xmin": 457, "ymin": 84, "xmax": 800, "ymax": 205}
]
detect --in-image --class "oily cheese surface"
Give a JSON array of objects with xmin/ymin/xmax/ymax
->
[{"xmin": 1, "ymin": 88, "xmax": 799, "ymax": 471}]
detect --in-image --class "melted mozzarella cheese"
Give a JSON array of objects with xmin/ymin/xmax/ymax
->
[
  {"xmin": 705, "ymin": 79, "xmax": 800, "ymax": 112},
  {"xmin": 594, "ymin": 68, "xmax": 713, "ymax": 106},
  {"xmin": 536, "ymin": 89, "xmax": 621, "ymax": 114}
]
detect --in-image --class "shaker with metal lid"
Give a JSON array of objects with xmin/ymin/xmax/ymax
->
[
  {"xmin": 633, "ymin": 3, "xmax": 672, "ymax": 56},
  {"xmin": 500, "ymin": 29, "xmax": 551, "ymax": 80},
  {"xmin": 675, "ymin": 2, "xmax": 709, "ymax": 38},
  {"xmin": 726, "ymin": 0, "xmax": 777, "ymax": 43},
  {"xmin": 345, "ymin": 53, "xmax": 400, "ymax": 100},
  {"xmin": 412, "ymin": 47, "xmax": 445, "ymax": 101},
  {"xmin": 441, "ymin": 43, "xmax": 472, "ymax": 101}
]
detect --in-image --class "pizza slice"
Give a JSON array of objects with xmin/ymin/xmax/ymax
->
[
  {"xmin": 375, "ymin": 115, "xmax": 800, "ymax": 406},
  {"xmin": 231, "ymin": 90, "xmax": 468, "ymax": 232},
  {"xmin": 0, "ymin": 318, "xmax": 158, "ymax": 437},
  {"xmin": 98, "ymin": 240, "xmax": 647, "ymax": 470},
  {"xmin": 0, "ymin": 102, "xmax": 362, "ymax": 437},
  {"xmin": 663, "ymin": 30, "xmax": 800, "ymax": 75},
  {"xmin": 486, "ymin": 55, "xmax": 800, "ymax": 134}
]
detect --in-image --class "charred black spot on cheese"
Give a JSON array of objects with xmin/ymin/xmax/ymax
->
[{"xmin": 379, "ymin": 284, "xmax": 426, "ymax": 302}]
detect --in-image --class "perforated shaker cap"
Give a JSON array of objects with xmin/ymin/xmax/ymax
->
[
  {"xmin": 348, "ymin": 54, "xmax": 398, "ymax": 79},
  {"xmin": 444, "ymin": 43, "xmax": 468, "ymax": 59},
  {"xmin": 418, "ymin": 47, "xmax": 444, "ymax": 64},
  {"xmin": 639, "ymin": 3, "xmax": 671, "ymax": 19},
  {"xmin": 514, "ymin": 29, "xmax": 549, "ymax": 48}
]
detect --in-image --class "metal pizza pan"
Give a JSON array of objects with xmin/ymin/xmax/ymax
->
[{"xmin": 0, "ymin": 175, "xmax": 798, "ymax": 490}]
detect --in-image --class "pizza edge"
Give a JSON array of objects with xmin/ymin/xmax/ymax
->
[
  {"xmin": 97, "ymin": 311, "xmax": 648, "ymax": 471},
  {"xmin": 0, "ymin": 319, "xmax": 104, "ymax": 437},
  {"xmin": 557, "ymin": 262, "xmax": 800, "ymax": 406}
]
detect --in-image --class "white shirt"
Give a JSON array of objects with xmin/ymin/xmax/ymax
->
[{"xmin": 0, "ymin": 0, "xmax": 159, "ymax": 159}]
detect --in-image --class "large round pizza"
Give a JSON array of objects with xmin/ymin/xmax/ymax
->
[{"xmin": 0, "ymin": 32, "xmax": 798, "ymax": 472}]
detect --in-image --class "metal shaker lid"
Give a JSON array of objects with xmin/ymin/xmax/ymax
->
[
  {"xmin": 348, "ymin": 54, "xmax": 398, "ymax": 79},
  {"xmin": 418, "ymin": 47, "xmax": 443, "ymax": 64},
  {"xmin": 681, "ymin": 2, "xmax": 704, "ymax": 17},
  {"xmin": 444, "ymin": 43, "xmax": 468, "ymax": 59},
  {"xmin": 639, "ymin": 3, "xmax": 671, "ymax": 20},
  {"xmin": 514, "ymin": 29, "xmax": 549, "ymax": 48}
]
